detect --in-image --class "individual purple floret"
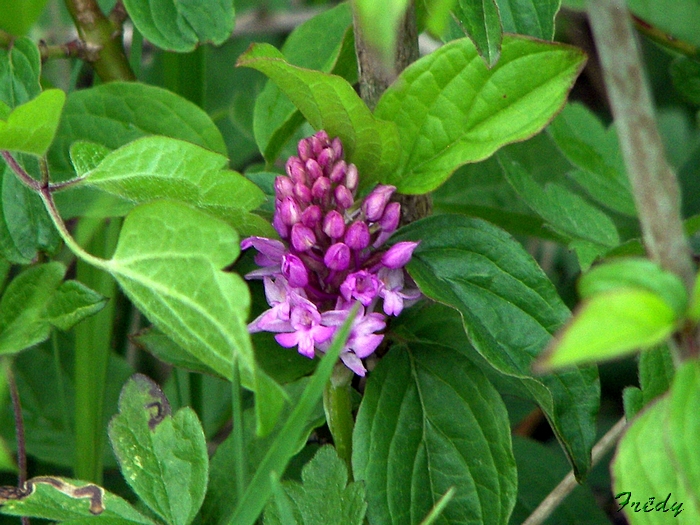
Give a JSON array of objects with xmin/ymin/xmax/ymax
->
[{"xmin": 241, "ymin": 131, "xmax": 421, "ymax": 376}]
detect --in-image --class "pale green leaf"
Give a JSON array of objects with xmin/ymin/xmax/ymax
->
[
  {"xmin": 374, "ymin": 35, "xmax": 586, "ymax": 193},
  {"xmin": 0, "ymin": 0, "xmax": 49, "ymax": 36},
  {"xmin": 0, "ymin": 89, "xmax": 65, "ymax": 156},
  {"xmin": 539, "ymin": 289, "xmax": 678, "ymax": 369},
  {"xmin": 237, "ymin": 43, "xmax": 400, "ymax": 190},
  {"xmin": 70, "ymin": 141, "xmax": 111, "ymax": 176},
  {"xmin": 122, "ymin": 0, "xmax": 235, "ymax": 52}
]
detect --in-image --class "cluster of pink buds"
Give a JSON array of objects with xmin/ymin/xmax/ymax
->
[{"xmin": 241, "ymin": 131, "xmax": 421, "ymax": 376}]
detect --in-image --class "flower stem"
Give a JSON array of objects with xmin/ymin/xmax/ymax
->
[{"xmin": 323, "ymin": 362, "xmax": 355, "ymax": 477}]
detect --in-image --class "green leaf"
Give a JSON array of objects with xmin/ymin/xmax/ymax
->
[
  {"xmin": 671, "ymin": 57, "xmax": 700, "ymax": 106},
  {"xmin": 70, "ymin": 141, "xmax": 112, "ymax": 176},
  {"xmin": 222, "ymin": 308, "xmax": 356, "ymax": 525},
  {"xmin": 48, "ymin": 82, "xmax": 227, "ymax": 183},
  {"xmin": 1, "ymin": 159, "xmax": 60, "ymax": 264},
  {"xmin": 579, "ymin": 258, "xmax": 687, "ymax": 317},
  {"xmin": 99, "ymin": 200, "xmax": 285, "ymax": 435},
  {"xmin": 538, "ymin": 289, "xmax": 678, "ymax": 369},
  {"xmin": 254, "ymin": 2, "xmax": 355, "ymax": 164},
  {"xmin": 122, "ymin": 0, "xmax": 235, "ymax": 52},
  {"xmin": 0, "ymin": 476, "xmax": 156, "ymax": 523},
  {"xmin": 264, "ymin": 445, "xmax": 366, "ymax": 525},
  {"xmin": 0, "ymin": 89, "xmax": 66, "ymax": 156},
  {"xmin": 613, "ymin": 395, "xmax": 700, "ymax": 523},
  {"xmin": 495, "ymin": 0, "xmax": 560, "ymax": 40},
  {"xmin": 78, "ymin": 136, "xmax": 273, "ymax": 237},
  {"xmin": 622, "ymin": 385, "xmax": 644, "ymax": 420},
  {"xmin": 547, "ymin": 102, "xmax": 636, "ymax": 216},
  {"xmin": 108, "ymin": 374, "xmax": 208, "ymax": 525},
  {"xmin": 353, "ymin": 343, "xmax": 517, "ymax": 525},
  {"xmin": 628, "ymin": 0, "xmax": 700, "ymax": 48},
  {"xmin": 638, "ymin": 345, "xmax": 675, "ymax": 406},
  {"xmin": 0, "ymin": 262, "xmax": 106, "ymax": 355},
  {"xmin": 418, "ymin": 0, "xmax": 459, "ymax": 36},
  {"xmin": 0, "ymin": 37, "xmax": 41, "ymax": 107},
  {"xmin": 135, "ymin": 327, "xmax": 223, "ymax": 377},
  {"xmin": 374, "ymin": 35, "xmax": 586, "ymax": 193},
  {"xmin": 353, "ymin": 0, "xmax": 410, "ymax": 65},
  {"xmin": 500, "ymin": 153, "xmax": 619, "ymax": 268},
  {"xmin": 0, "ymin": 0, "xmax": 49, "ymax": 36},
  {"xmin": 390, "ymin": 215, "xmax": 599, "ymax": 479},
  {"xmin": 452, "ymin": 0, "xmax": 502, "ymax": 67},
  {"xmin": 202, "ymin": 378, "xmax": 325, "ymax": 525},
  {"xmin": 237, "ymin": 43, "xmax": 400, "ymax": 190}
]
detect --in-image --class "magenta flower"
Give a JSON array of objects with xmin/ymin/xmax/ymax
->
[{"xmin": 241, "ymin": 131, "xmax": 421, "ymax": 375}]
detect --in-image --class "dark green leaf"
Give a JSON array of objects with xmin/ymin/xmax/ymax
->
[
  {"xmin": 622, "ymin": 386, "xmax": 644, "ymax": 419},
  {"xmin": 374, "ymin": 36, "xmax": 586, "ymax": 193},
  {"xmin": 254, "ymin": 2, "xmax": 356, "ymax": 163},
  {"xmin": 0, "ymin": 476, "xmax": 156, "ymax": 523},
  {"xmin": 353, "ymin": 343, "xmax": 516, "ymax": 525},
  {"xmin": 108, "ymin": 374, "xmax": 208, "ymax": 525},
  {"xmin": 264, "ymin": 445, "xmax": 366, "ymax": 525},
  {"xmin": 237, "ymin": 43, "xmax": 400, "ymax": 190},
  {"xmin": 78, "ymin": 136, "xmax": 273, "ymax": 237},
  {"xmin": 547, "ymin": 102, "xmax": 635, "ymax": 216},
  {"xmin": 495, "ymin": 0, "xmax": 560, "ymax": 40},
  {"xmin": 45, "ymin": 280, "xmax": 108, "ymax": 331},
  {"xmin": 122, "ymin": 0, "xmax": 235, "ymax": 52},
  {"xmin": 671, "ymin": 57, "xmax": 700, "ymax": 106},
  {"xmin": 0, "ymin": 37, "xmax": 40, "ymax": 106},
  {"xmin": 639, "ymin": 345, "xmax": 675, "ymax": 405},
  {"xmin": 391, "ymin": 215, "xmax": 599, "ymax": 479},
  {"xmin": 452, "ymin": 0, "xmax": 502, "ymax": 66},
  {"xmin": 0, "ymin": 89, "xmax": 66, "ymax": 156}
]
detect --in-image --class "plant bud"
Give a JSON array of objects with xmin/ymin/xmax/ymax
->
[
  {"xmin": 324, "ymin": 242, "xmax": 351, "ymax": 271},
  {"xmin": 301, "ymin": 205, "xmax": 322, "ymax": 228},
  {"xmin": 381, "ymin": 241, "xmax": 419, "ymax": 269},
  {"xmin": 310, "ymin": 135, "xmax": 324, "ymax": 156},
  {"xmin": 305, "ymin": 158, "xmax": 323, "ymax": 181},
  {"xmin": 345, "ymin": 163, "xmax": 359, "ymax": 192},
  {"xmin": 344, "ymin": 221, "xmax": 370, "ymax": 250},
  {"xmin": 323, "ymin": 210, "xmax": 345, "ymax": 239},
  {"xmin": 315, "ymin": 129, "xmax": 329, "ymax": 145},
  {"xmin": 294, "ymin": 182, "xmax": 312, "ymax": 204},
  {"xmin": 272, "ymin": 213, "xmax": 289, "ymax": 238},
  {"xmin": 286, "ymin": 157, "xmax": 306, "ymax": 185},
  {"xmin": 282, "ymin": 254, "xmax": 309, "ymax": 287},
  {"xmin": 279, "ymin": 196, "xmax": 301, "ymax": 226},
  {"xmin": 329, "ymin": 160, "xmax": 347, "ymax": 183},
  {"xmin": 297, "ymin": 138, "xmax": 312, "ymax": 161},
  {"xmin": 380, "ymin": 202, "xmax": 401, "ymax": 233},
  {"xmin": 311, "ymin": 176, "xmax": 331, "ymax": 200},
  {"xmin": 335, "ymin": 185, "xmax": 354, "ymax": 209},
  {"xmin": 317, "ymin": 147, "xmax": 335, "ymax": 170},
  {"xmin": 291, "ymin": 223, "xmax": 316, "ymax": 252},
  {"xmin": 331, "ymin": 137, "xmax": 343, "ymax": 159},
  {"xmin": 274, "ymin": 176, "xmax": 294, "ymax": 198},
  {"xmin": 362, "ymin": 185, "xmax": 395, "ymax": 221}
]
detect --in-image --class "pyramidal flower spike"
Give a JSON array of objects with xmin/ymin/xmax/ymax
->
[{"xmin": 241, "ymin": 130, "xmax": 422, "ymax": 376}]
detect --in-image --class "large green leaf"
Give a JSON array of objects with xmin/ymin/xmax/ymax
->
[
  {"xmin": 547, "ymin": 102, "xmax": 636, "ymax": 217},
  {"xmin": 0, "ymin": 89, "xmax": 66, "ymax": 156},
  {"xmin": 48, "ymin": 82, "xmax": 227, "ymax": 183},
  {"xmin": 96, "ymin": 200, "xmax": 284, "ymax": 436},
  {"xmin": 0, "ymin": 476, "xmax": 156, "ymax": 523},
  {"xmin": 109, "ymin": 374, "xmax": 208, "ymax": 525},
  {"xmin": 0, "ymin": 262, "xmax": 106, "ymax": 355},
  {"xmin": 77, "ymin": 136, "xmax": 272, "ymax": 237},
  {"xmin": 237, "ymin": 43, "xmax": 400, "ymax": 189},
  {"xmin": 254, "ymin": 2, "xmax": 356, "ymax": 164},
  {"xmin": 613, "ymin": 394, "xmax": 700, "ymax": 523},
  {"xmin": 391, "ymin": 215, "xmax": 599, "ymax": 479},
  {"xmin": 0, "ymin": 0, "xmax": 49, "ymax": 36},
  {"xmin": 496, "ymin": 0, "xmax": 560, "ymax": 40},
  {"xmin": 452, "ymin": 0, "xmax": 502, "ymax": 67},
  {"xmin": 123, "ymin": 0, "xmax": 235, "ymax": 52},
  {"xmin": 264, "ymin": 445, "xmax": 367, "ymax": 525},
  {"xmin": 628, "ymin": 0, "xmax": 700, "ymax": 48},
  {"xmin": 0, "ymin": 37, "xmax": 41, "ymax": 107},
  {"xmin": 374, "ymin": 35, "xmax": 585, "ymax": 194},
  {"xmin": 353, "ymin": 343, "xmax": 516, "ymax": 525}
]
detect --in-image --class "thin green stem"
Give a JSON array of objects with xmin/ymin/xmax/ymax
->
[
  {"xmin": 231, "ymin": 355, "xmax": 246, "ymax": 504},
  {"xmin": 129, "ymin": 25, "xmax": 143, "ymax": 78},
  {"xmin": 322, "ymin": 362, "xmax": 354, "ymax": 477}
]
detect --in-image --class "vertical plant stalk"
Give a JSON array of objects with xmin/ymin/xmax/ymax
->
[
  {"xmin": 64, "ymin": 0, "xmax": 136, "ymax": 82},
  {"xmin": 231, "ymin": 355, "xmax": 245, "ymax": 504},
  {"xmin": 352, "ymin": 1, "xmax": 432, "ymax": 223},
  {"xmin": 5, "ymin": 361, "xmax": 30, "ymax": 525},
  {"xmin": 587, "ymin": 0, "xmax": 695, "ymax": 294},
  {"xmin": 322, "ymin": 363, "xmax": 355, "ymax": 476}
]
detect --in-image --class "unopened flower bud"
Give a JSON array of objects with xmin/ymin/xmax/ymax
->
[
  {"xmin": 279, "ymin": 196, "xmax": 301, "ymax": 226},
  {"xmin": 317, "ymin": 147, "xmax": 335, "ymax": 170},
  {"xmin": 315, "ymin": 130, "xmax": 329, "ymax": 145},
  {"xmin": 329, "ymin": 160, "xmax": 347, "ymax": 183},
  {"xmin": 323, "ymin": 210, "xmax": 345, "ymax": 239},
  {"xmin": 362, "ymin": 185, "xmax": 395, "ymax": 221},
  {"xmin": 312, "ymin": 176, "xmax": 331, "ymax": 200},
  {"xmin": 294, "ymin": 182, "xmax": 312, "ymax": 204},
  {"xmin": 324, "ymin": 242, "xmax": 351, "ymax": 271},
  {"xmin": 272, "ymin": 213, "xmax": 289, "ymax": 238},
  {"xmin": 381, "ymin": 241, "xmax": 419, "ymax": 269},
  {"xmin": 380, "ymin": 202, "xmax": 401, "ymax": 233},
  {"xmin": 286, "ymin": 157, "xmax": 306, "ymax": 185},
  {"xmin": 345, "ymin": 164, "xmax": 358, "ymax": 192},
  {"xmin": 345, "ymin": 221, "xmax": 370, "ymax": 250},
  {"xmin": 301, "ymin": 205, "xmax": 322, "ymax": 228},
  {"xmin": 291, "ymin": 223, "xmax": 316, "ymax": 252},
  {"xmin": 274, "ymin": 176, "xmax": 294, "ymax": 198},
  {"xmin": 331, "ymin": 137, "xmax": 343, "ymax": 159},
  {"xmin": 335, "ymin": 185, "xmax": 354, "ymax": 209},
  {"xmin": 310, "ymin": 135, "xmax": 324, "ymax": 156},
  {"xmin": 306, "ymin": 158, "xmax": 323, "ymax": 181},
  {"xmin": 282, "ymin": 254, "xmax": 309, "ymax": 287},
  {"xmin": 297, "ymin": 138, "xmax": 312, "ymax": 161}
]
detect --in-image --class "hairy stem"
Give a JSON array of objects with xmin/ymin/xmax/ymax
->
[
  {"xmin": 64, "ymin": 0, "xmax": 135, "ymax": 82},
  {"xmin": 587, "ymin": 0, "xmax": 695, "ymax": 294},
  {"xmin": 522, "ymin": 416, "xmax": 628, "ymax": 525},
  {"xmin": 5, "ymin": 361, "xmax": 27, "ymax": 485}
]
